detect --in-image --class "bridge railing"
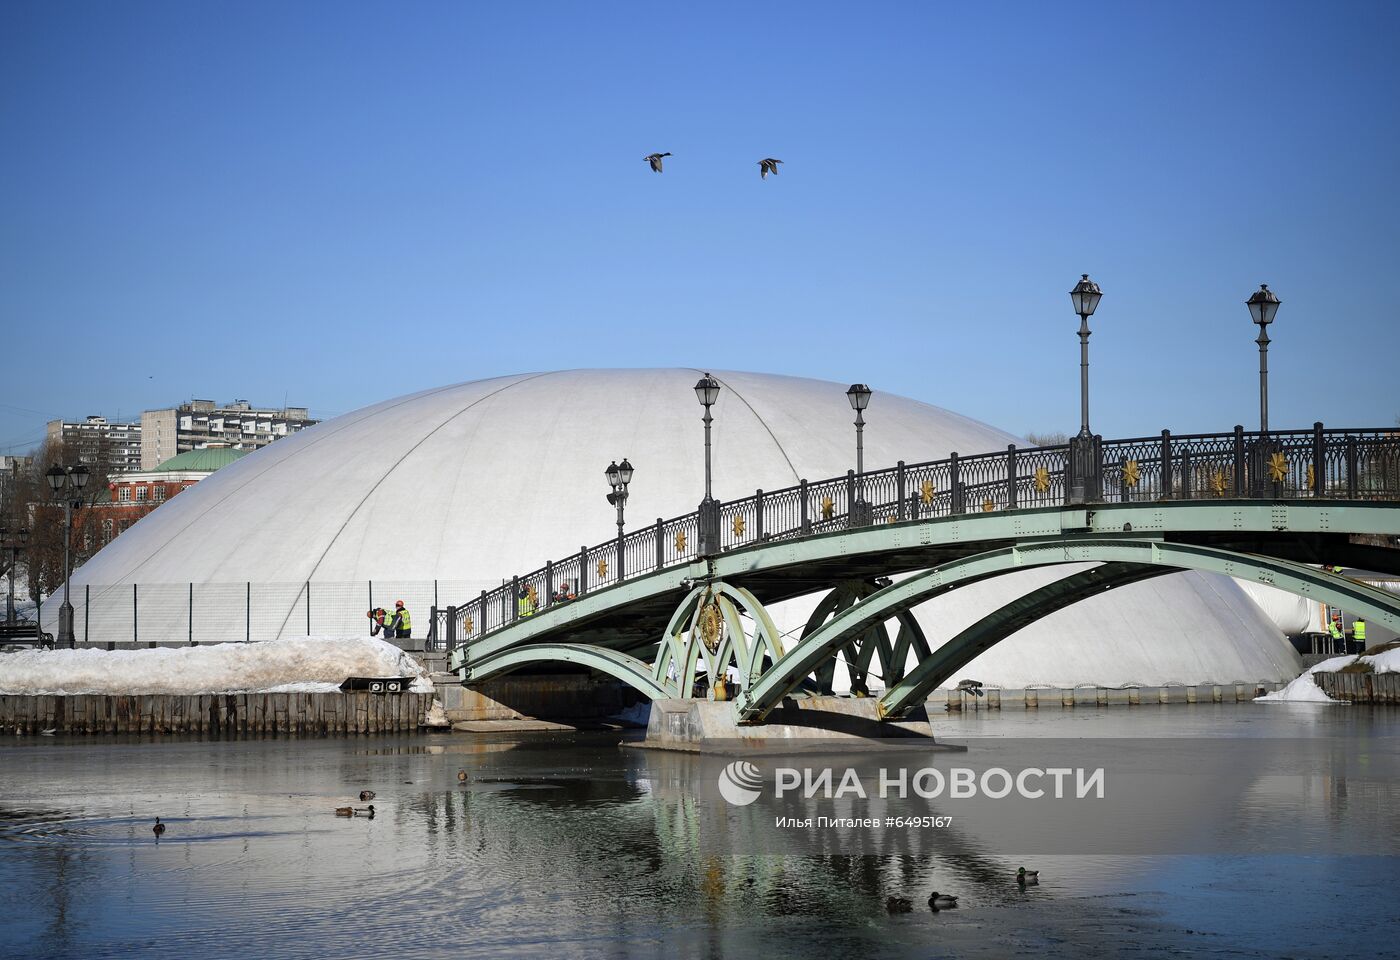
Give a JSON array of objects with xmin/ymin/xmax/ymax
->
[{"xmin": 434, "ymin": 424, "xmax": 1400, "ymax": 649}]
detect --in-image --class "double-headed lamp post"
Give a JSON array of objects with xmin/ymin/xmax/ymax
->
[
  {"xmin": 846, "ymin": 383, "xmax": 872, "ymax": 526},
  {"xmin": 605, "ymin": 458, "xmax": 634, "ymax": 538},
  {"xmin": 1068, "ymin": 274, "xmax": 1104, "ymax": 503},
  {"xmin": 1246, "ymin": 284, "xmax": 1281, "ymax": 433},
  {"xmin": 694, "ymin": 373, "xmax": 722, "ymax": 555},
  {"xmin": 1, "ymin": 525, "xmax": 28, "ymax": 627},
  {"xmin": 46, "ymin": 464, "xmax": 88, "ymax": 648}
]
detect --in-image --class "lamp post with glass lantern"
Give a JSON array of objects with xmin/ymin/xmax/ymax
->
[
  {"xmin": 1246, "ymin": 284, "xmax": 1281, "ymax": 433},
  {"xmin": 605, "ymin": 458, "xmax": 634, "ymax": 576},
  {"xmin": 46, "ymin": 464, "xmax": 88, "ymax": 648},
  {"xmin": 694, "ymin": 373, "xmax": 722, "ymax": 555},
  {"xmin": 1068, "ymin": 274, "xmax": 1104, "ymax": 504},
  {"xmin": 846, "ymin": 384, "xmax": 872, "ymax": 526}
]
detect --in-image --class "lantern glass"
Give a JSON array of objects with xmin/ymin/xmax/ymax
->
[
  {"xmin": 1246, "ymin": 284, "xmax": 1281, "ymax": 326},
  {"xmin": 605, "ymin": 461, "xmax": 621, "ymax": 488},
  {"xmin": 46, "ymin": 466, "xmax": 65, "ymax": 494},
  {"xmin": 1069, "ymin": 274, "xmax": 1102, "ymax": 318},
  {"xmin": 694, "ymin": 374, "xmax": 721, "ymax": 407},
  {"xmin": 618, "ymin": 458, "xmax": 634, "ymax": 485},
  {"xmin": 846, "ymin": 383, "xmax": 872, "ymax": 411}
]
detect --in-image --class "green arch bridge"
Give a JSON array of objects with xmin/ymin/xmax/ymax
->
[{"xmin": 436, "ymin": 424, "xmax": 1400, "ymax": 723}]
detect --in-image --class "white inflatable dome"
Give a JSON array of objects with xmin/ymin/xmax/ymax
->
[{"xmin": 62, "ymin": 369, "xmax": 1299, "ymax": 687}]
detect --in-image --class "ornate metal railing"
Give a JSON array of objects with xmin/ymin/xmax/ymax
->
[{"xmin": 429, "ymin": 424, "xmax": 1400, "ymax": 650}]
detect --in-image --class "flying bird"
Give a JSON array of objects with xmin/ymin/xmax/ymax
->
[
  {"xmin": 758, "ymin": 158, "xmax": 783, "ymax": 179},
  {"xmin": 645, "ymin": 152, "xmax": 671, "ymax": 173}
]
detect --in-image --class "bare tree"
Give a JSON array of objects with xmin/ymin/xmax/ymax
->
[{"xmin": 13, "ymin": 438, "xmax": 109, "ymax": 603}]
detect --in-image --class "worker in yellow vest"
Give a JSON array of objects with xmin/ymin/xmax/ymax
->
[
  {"xmin": 390, "ymin": 600, "xmax": 411, "ymax": 639},
  {"xmin": 1352, "ymin": 618, "xmax": 1367, "ymax": 654},
  {"xmin": 1328, "ymin": 619, "xmax": 1344, "ymax": 654}
]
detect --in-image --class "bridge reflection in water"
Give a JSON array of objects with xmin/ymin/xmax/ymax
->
[
  {"xmin": 438, "ymin": 425, "xmax": 1400, "ymax": 724},
  {"xmin": 8, "ymin": 716, "xmax": 1400, "ymax": 958}
]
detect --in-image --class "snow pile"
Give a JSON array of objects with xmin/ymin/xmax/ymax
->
[
  {"xmin": 1255, "ymin": 655, "xmax": 1355, "ymax": 704},
  {"xmin": 0, "ymin": 636, "xmax": 433, "ymax": 696},
  {"xmin": 1364, "ymin": 647, "xmax": 1400, "ymax": 673}
]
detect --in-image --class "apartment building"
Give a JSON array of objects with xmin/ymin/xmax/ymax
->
[
  {"xmin": 44, "ymin": 416, "xmax": 143, "ymax": 474},
  {"xmin": 140, "ymin": 399, "xmax": 316, "ymax": 470}
]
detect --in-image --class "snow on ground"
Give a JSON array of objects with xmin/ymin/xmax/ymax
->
[
  {"xmin": 0, "ymin": 636, "xmax": 433, "ymax": 696},
  {"xmin": 1364, "ymin": 647, "xmax": 1400, "ymax": 673},
  {"xmin": 1255, "ymin": 655, "xmax": 1355, "ymax": 704}
]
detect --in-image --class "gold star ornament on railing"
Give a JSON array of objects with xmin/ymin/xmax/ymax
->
[
  {"xmin": 1210, "ymin": 468, "xmax": 1229, "ymax": 497},
  {"xmin": 1034, "ymin": 467, "xmax": 1050, "ymax": 493},
  {"xmin": 732, "ymin": 515, "xmax": 746, "ymax": 537},
  {"xmin": 920, "ymin": 479, "xmax": 935, "ymax": 506},
  {"xmin": 1123, "ymin": 460, "xmax": 1141, "ymax": 488},
  {"xmin": 674, "ymin": 530, "xmax": 687, "ymax": 554},
  {"xmin": 597, "ymin": 558, "xmax": 608, "ymax": 578},
  {"xmin": 982, "ymin": 499, "xmax": 995, "ymax": 512},
  {"xmin": 463, "ymin": 616, "xmax": 474, "ymax": 635},
  {"xmin": 821, "ymin": 496, "xmax": 835, "ymax": 520},
  {"xmin": 1268, "ymin": 451, "xmax": 1289, "ymax": 484}
]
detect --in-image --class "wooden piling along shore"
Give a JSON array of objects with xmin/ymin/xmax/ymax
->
[
  {"xmin": 1314, "ymin": 671, "xmax": 1400, "ymax": 704},
  {"xmin": 0, "ymin": 692, "xmax": 430, "ymax": 736}
]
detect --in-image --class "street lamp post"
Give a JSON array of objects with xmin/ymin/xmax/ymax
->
[
  {"xmin": 605, "ymin": 458, "xmax": 634, "ymax": 539},
  {"xmin": 1246, "ymin": 284, "xmax": 1281, "ymax": 433},
  {"xmin": 1067, "ymin": 274, "xmax": 1104, "ymax": 504},
  {"xmin": 846, "ymin": 384, "xmax": 872, "ymax": 526},
  {"xmin": 694, "ymin": 373, "xmax": 722, "ymax": 555},
  {"xmin": 1, "ymin": 526, "xmax": 27, "ymax": 627},
  {"xmin": 605, "ymin": 458, "xmax": 634, "ymax": 575},
  {"xmin": 46, "ymin": 464, "xmax": 88, "ymax": 648}
]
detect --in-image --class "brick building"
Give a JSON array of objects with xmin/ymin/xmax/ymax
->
[{"xmin": 93, "ymin": 446, "xmax": 248, "ymax": 546}]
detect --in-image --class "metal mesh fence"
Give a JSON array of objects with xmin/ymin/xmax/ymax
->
[{"xmin": 50, "ymin": 579, "xmax": 494, "ymax": 648}]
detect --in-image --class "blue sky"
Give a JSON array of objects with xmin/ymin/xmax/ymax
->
[{"xmin": 2, "ymin": 0, "xmax": 1397, "ymax": 455}]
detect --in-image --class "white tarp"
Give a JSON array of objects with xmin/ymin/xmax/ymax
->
[{"xmin": 1234, "ymin": 579, "xmax": 1327, "ymax": 635}]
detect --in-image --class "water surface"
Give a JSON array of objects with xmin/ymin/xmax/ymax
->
[{"xmin": 2, "ymin": 705, "xmax": 1398, "ymax": 959}]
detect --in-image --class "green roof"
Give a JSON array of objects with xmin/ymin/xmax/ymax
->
[{"xmin": 153, "ymin": 447, "xmax": 249, "ymax": 473}]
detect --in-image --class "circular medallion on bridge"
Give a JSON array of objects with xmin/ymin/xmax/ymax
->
[{"xmin": 697, "ymin": 599, "xmax": 724, "ymax": 652}]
